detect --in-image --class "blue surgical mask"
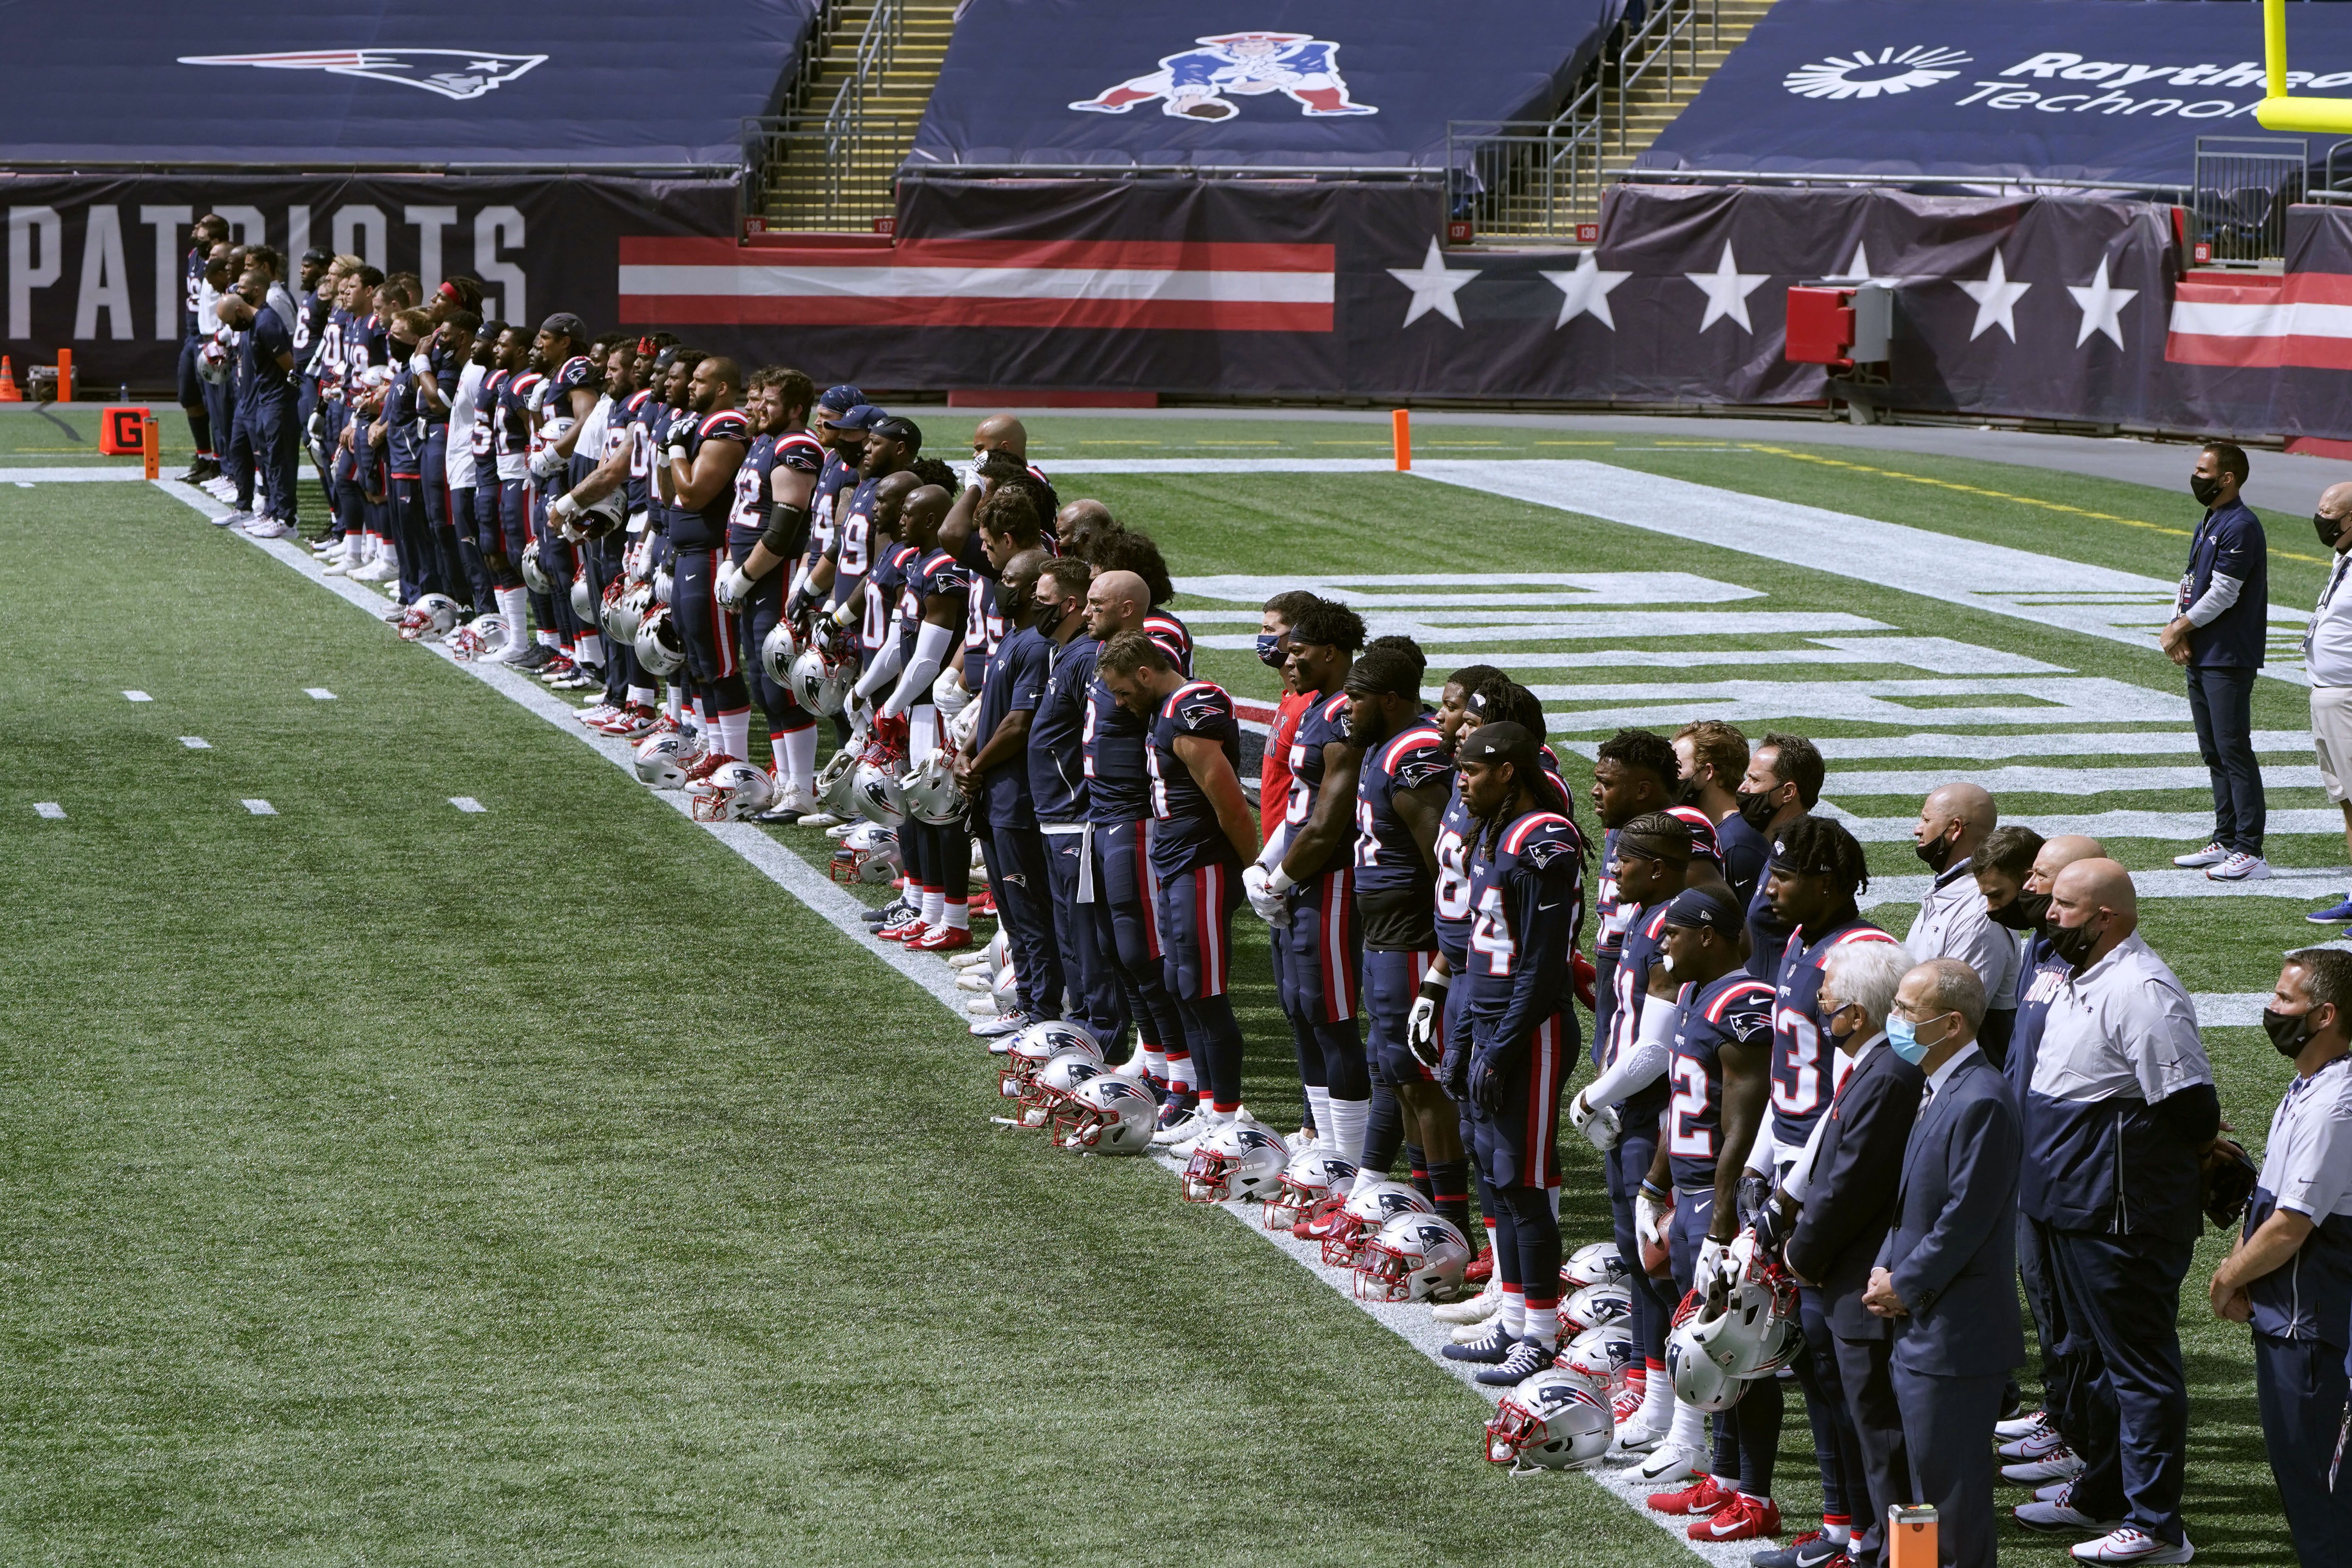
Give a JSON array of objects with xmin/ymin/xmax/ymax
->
[
  {"xmin": 1886, "ymin": 1013, "xmax": 1941, "ymax": 1066},
  {"xmin": 1256, "ymin": 632, "xmax": 1287, "ymax": 669}
]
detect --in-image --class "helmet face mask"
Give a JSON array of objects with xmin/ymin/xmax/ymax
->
[
  {"xmin": 634, "ymin": 607, "xmax": 686, "ymax": 679},
  {"xmin": 1056, "ymin": 1077, "xmax": 1155, "ymax": 1154},
  {"xmin": 1263, "ymin": 1150, "xmax": 1359, "ymax": 1232},
  {"xmin": 1179, "ymin": 1122, "xmax": 1288, "ymax": 1204},
  {"xmin": 1019, "ymin": 1049, "xmax": 1105, "ymax": 1129},
  {"xmin": 1318, "ymin": 1181, "xmax": 1436, "ymax": 1269},
  {"xmin": 1351, "ymin": 1214, "xmax": 1471, "ymax": 1303},
  {"xmin": 827, "ymin": 823, "xmax": 900, "ymax": 884},
  {"xmin": 689, "ymin": 761, "xmax": 775, "ymax": 822}
]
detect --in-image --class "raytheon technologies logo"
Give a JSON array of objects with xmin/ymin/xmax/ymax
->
[{"xmin": 1783, "ymin": 45, "xmax": 1972, "ymax": 99}]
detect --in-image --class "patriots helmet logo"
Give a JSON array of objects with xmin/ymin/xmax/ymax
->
[
  {"xmin": 1069, "ymin": 30, "xmax": 1376, "ymax": 120},
  {"xmin": 178, "ymin": 49, "xmax": 546, "ymax": 102}
]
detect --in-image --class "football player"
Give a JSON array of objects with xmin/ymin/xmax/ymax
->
[
  {"xmin": 867, "ymin": 484, "xmax": 972, "ymax": 951},
  {"xmin": 1638, "ymin": 886, "xmax": 1783, "ymax": 1531},
  {"xmin": 645, "ymin": 349, "xmax": 706, "ymax": 732},
  {"xmin": 527, "ymin": 315, "xmax": 604, "ymax": 689},
  {"xmin": 1677, "ymin": 720, "xmax": 1768, "ymax": 907},
  {"xmin": 1099, "ymin": 629, "xmax": 1259, "ymax": 1146},
  {"xmin": 547, "ymin": 342, "xmax": 665, "ymax": 734},
  {"xmin": 1344, "ymin": 642, "xmax": 1477, "ymax": 1245},
  {"xmin": 490, "ymin": 329, "xmax": 550, "ymax": 663},
  {"xmin": 460, "ymin": 321, "xmax": 531, "ymax": 653},
  {"xmin": 1055, "ymin": 498, "xmax": 1119, "ymax": 563},
  {"xmin": 1737, "ymin": 732, "xmax": 1827, "ymax": 981},
  {"xmin": 662, "ymin": 356, "xmax": 754, "ymax": 778},
  {"xmin": 1437, "ymin": 721, "xmax": 1587, "ymax": 1389},
  {"xmin": 1246, "ymin": 599, "xmax": 1371, "ymax": 1161},
  {"xmin": 958, "ymin": 548, "xmax": 1064, "ymax": 1035},
  {"xmin": 176, "ymin": 213, "xmax": 233, "ymax": 485},
  {"xmin": 1093, "ymin": 530, "xmax": 1193, "ymax": 674},
  {"xmin": 1259, "ymin": 590, "xmax": 1327, "ymax": 1146},
  {"xmin": 1084, "ymin": 568, "xmax": 1194, "ymax": 1123},
  {"xmin": 1027, "ymin": 557, "xmax": 1127, "ymax": 1054},
  {"xmin": 716, "ymin": 367, "xmax": 824, "ymax": 813}
]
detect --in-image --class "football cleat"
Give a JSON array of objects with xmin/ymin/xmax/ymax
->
[
  {"xmin": 2012, "ymin": 1484, "xmax": 2123, "ymax": 1535},
  {"xmin": 1475, "ymin": 1336, "xmax": 1557, "ymax": 1387},
  {"xmin": 1690, "ymin": 1494, "xmax": 1780, "ymax": 1542},
  {"xmin": 1649, "ymin": 1472, "xmax": 1731, "ymax": 1517},
  {"xmin": 2070, "ymin": 1528, "xmax": 2192, "ymax": 1565},
  {"xmin": 1639, "ymin": 1442, "xmax": 1708, "ymax": 1486},
  {"xmin": 596, "ymin": 703, "xmax": 660, "ymax": 738},
  {"xmin": 1149, "ymin": 1102, "xmax": 1205, "ymax": 1148},
  {"xmin": 913, "ymin": 925, "xmax": 973, "ymax": 954},
  {"xmin": 971, "ymin": 1010, "xmax": 1030, "ymax": 1040},
  {"xmin": 2170, "ymin": 842, "xmax": 2227, "ymax": 868},
  {"xmin": 1751, "ymin": 1528, "xmax": 1850, "ymax": 1568},
  {"xmin": 1433, "ymin": 1277, "xmax": 1502, "ymax": 1328},
  {"xmin": 1485, "ymin": 1369, "xmax": 1612, "ymax": 1471},
  {"xmin": 2000, "ymin": 1421, "xmax": 2072, "ymax": 1462},
  {"xmin": 1442, "ymin": 1319, "xmax": 1518, "ymax": 1366},
  {"xmin": 877, "ymin": 912, "xmax": 926, "ymax": 943},
  {"xmin": 2002, "ymin": 1448, "xmax": 2086, "ymax": 1485},
  {"xmin": 1996, "ymin": 1409, "xmax": 2056, "ymax": 1444}
]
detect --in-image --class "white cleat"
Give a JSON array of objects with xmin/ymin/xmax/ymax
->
[
  {"xmin": 2206, "ymin": 851, "xmax": 2270, "ymax": 882},
  {"xmin": 2071, "ymin": 1529, "xmax": 2193, "ymax": 1565},
  {"xmin": 1995, "ymin": 1409, "xmax": 2054, "ymax": 1444},
  {"xmin": 1614, "ymin": 1412, "xmax": 1672, "ymax": 1454},
  {"xmin": 1637, "ymin": 1442, "xmax": 1707, "ymax": 1485},
  {"xmin": 1433, "ymin": 1278, "xmax": 1502, "ymax": 1326}
]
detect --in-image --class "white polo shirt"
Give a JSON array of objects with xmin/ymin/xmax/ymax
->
[
  {"xmin": 1907, "ymin": 857, "xmax": 2019, "ymax": 1013},
  {"xmin": 2258, "ymin": 1054, "xmax": 2352, "ymax": 1222},
  {"xmin": 2031, "ymin": 931, "xmax": 2212, "ymax": 1104},
  {"xmin": 2305, "ymin": 549, "xmax": 2352, "ymax": 688}
]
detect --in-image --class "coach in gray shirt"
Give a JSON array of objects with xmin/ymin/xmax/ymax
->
[
  {"xmin": 2305, "ymin": 482, "xmax": 2352, "ymax": 926},
  {"xmin": 1908, "ymin": 782, "xmax": 2018, "ymax": 1066}
]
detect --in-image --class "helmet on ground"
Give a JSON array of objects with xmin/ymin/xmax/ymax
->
[
  {"xmin": 634, "ymin": 732, "xmax": 691, "ymax": 790},
  {"xmin": 634, "ymin": 605, "xmax": 686, "ymax": 679},
  {"xmin": 1486, "ymin": 1370, "xmax": 1613, "ymax": 1471},
  {"xmin": 851, "ymin": 758, "xmax": 905, "ymax": 827},
  {"xmin": 1354, "ymin": 1212, "xmax": 1473, "ymax": 1303},
  {"xmin": 1182, "ymin": 1120, "xmax": 1291, "ymax": 1204},
  {"xmin": 1020, "ymin": 1049, "xmax": 1107, "ymax": 1130},
  {"xmin": 690, "ymin": 760, "xmax": 775, "ymax": 822},
  {"xmin": 1319, "ymin": 1180, "xmax": 1436, "ymax": 1270},
  {"xmin": 998, "ymin": 1019, "xmax": 1099, "ymax": 1102},
  {"xmin": 827, "ymin": 821, "xmax": 900, "ymax": 885},
  {"xmin": 447, "ymin": 612, "xmax": 508, "ymax": 661},
  {"xmin": 901, "ymin": 752, "xmax": 968, "ymax": 826},
  {"xmin": 1056, "ymin": 1075, "xmax": 1156, "ymax": 1154},
  {"xmin": 408, "ymin": 593, "xmax": 463, "ymax": 639},
  {"xmin": 1562, "ymin": 1281, "xmax": 1635, "ymax": 1336},
  {"xmin": 1556, "ymin": 1322, "xmax": 1636, "ymax": 1398},
  {"xmin": 760, "ymin": 618, "xmax": 803, "ymax": 687},
  {"xmin": 569, "ymin": 572, "xmax": 595, "ymax": 624},
  {"xmin": 1563, "ymin": 1241, "xmax": 1629, "ymax": 1291},
  {"xmin": 790, "ymin": 647, "xmax": 852, "ymax": 716},
  {"xmin": 1262, "ymin": 1149, "xmax": 1359, "ymax": 1232}
]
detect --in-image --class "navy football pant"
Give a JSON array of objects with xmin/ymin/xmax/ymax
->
[
  {"xmin": 446, "ymin": 484, "xmax": 495, "ymax": 611},
  {"xmin": 989, "ymin": 824, "xmax": 1063, "ymax": 1020},
  {"xmin": 247, "ymin": 395, "xmax": 297, "ymax": 526},
  {"xmin": 1155, "ymin": 859, "xmax": 1243, "ymax": 1110},
  {"xmin": 585, "ymin": 536, "xmax": 640, "ymax": 702},
  {"xmin": 1606, "ymin": 1111, "xmax": 1673, "ymax": 1367},
  {"xmin": 1045, "ymin": 828, "xmax": 1128, "ymax": 1055},
  {"xmin": 1089, "ymin": 818, "xmax": 1184, "ymax": 1058},
  {"xmin": 734, "ymin": 540, "xmax": 813, "ymax": 741}
]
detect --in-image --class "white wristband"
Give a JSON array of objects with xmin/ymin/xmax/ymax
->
[{"xmin": 1266, "ymin": 865, "xmax": 1296, "ymax": 897}]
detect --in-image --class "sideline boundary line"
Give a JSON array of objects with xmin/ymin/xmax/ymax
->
[{"xmin": 149, "ymin": 477, "xmax": 1740, "ymax": 1565}]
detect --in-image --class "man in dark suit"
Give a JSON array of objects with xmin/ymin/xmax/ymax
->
[
  {"xmin": 1775, "ymin": 939, "xmax": 1926, "ymax": 1568},
  {"xmin": 1865, "ymin": 958, "xmax": 2025, "ymax": 1568}
]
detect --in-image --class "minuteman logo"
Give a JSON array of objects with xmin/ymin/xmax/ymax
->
[
  {"xmin": 178, "ymin": 48, "xmax": 546, "ymax": 101},
  {"xmin": 1783, "ymin": 45, "xmax": 1971, "ymax": 99}
]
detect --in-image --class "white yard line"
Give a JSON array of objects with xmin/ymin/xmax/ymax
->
[{"xmin": 1830, "ymin": 806, "xmax": 2352, "ymax": 846}]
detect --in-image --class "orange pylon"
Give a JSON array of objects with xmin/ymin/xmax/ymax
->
[{"xmin": 0, "ymin": 357, "xmax": 20, "ymax": 402}]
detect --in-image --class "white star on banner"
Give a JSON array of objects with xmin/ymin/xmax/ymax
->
[
  {"xmin": 1957, "ymin": 249, "xmax": 2033, "ymax": 342},
  {"xmin": 1539, "ymin": 253, "xmax": 1633, "ymax": 330},
  {"xmin": 1685, "ymin": 241, "xmax": 1771, "ymax": 334},
  {"xmin": 2065, "ymin": 257, "xmax": 2138, "ymax": 350},
  {"xmin": 1822, "ymin": 240, "xmax": 1904, "ymax": 287},
  {"xmin": 1386, "ymin": 238, "xmax": 1481, "ymax": 328}
]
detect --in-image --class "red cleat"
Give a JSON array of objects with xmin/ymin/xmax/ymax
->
[
  {"xmin": 1650, "ymin": 1473, "xmax": 1731, "ymax": 1516},
  {"xmin": 913, "ymin": 925, "xmax": 973, "ymax": 954},
  {"xmin": 1463, "ymin": 1250, "xmax": 1494, "ymax": 1287},
  {"xmin": 1688, "ymin": 1494, "xmax": 1780, "ymax": 1542}
]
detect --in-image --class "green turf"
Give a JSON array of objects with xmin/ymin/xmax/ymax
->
[{"xmin": 0, "ymin": 422, "xmax": 2316, "ymax": 1564}]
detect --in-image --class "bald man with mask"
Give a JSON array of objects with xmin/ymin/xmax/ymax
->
[
  {"xmin": 1907, "ymin": 783, "xmax": 2019, "ymax": 1068},
  {"xmin": 2302, "ymin": 481, "xmax": 2352, "ymax": 924},
  {"xmin": 2012, "ymin": 860, "xmax": 2218, "ymax": 1565}
]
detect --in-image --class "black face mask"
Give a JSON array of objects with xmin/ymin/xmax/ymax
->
[
  {"xmin": 2045, "ymin": 912, "xmax": 2102, "ymax": 969},
  {"xmin": 1988, "ymin": 889, "xmax": 2049, "ymax": 932},
  {"xmin": 1735, "ymin": 788, "xmax": 1780, "ymax": 832},
  {"xmin": 2319, "ymin": 513, "xmax": 2346, "ymax": 550},
  {"xmin": 2264, "ymin": 1006, "xmax": 2317, "ymax": 1059},
  {"xmin": 1914, "ymin": 833, "xmax": 1953, "ymax": 873},
  {"xmin": 1255, "ymin": 632, "xmax": 1287, "ymax": 669},
  {"xmin": 2190, "ymin": 473, "xmax": 2223, "ymax": 507}
]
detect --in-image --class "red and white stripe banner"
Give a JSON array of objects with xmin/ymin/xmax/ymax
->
[
  {"xmin": 2165, "ymin": 270, "xmax": 2352, "ymax": 369},
  {"xmin": 618, "ymin": 237, "xmax": 1335, "ymax": 332}
]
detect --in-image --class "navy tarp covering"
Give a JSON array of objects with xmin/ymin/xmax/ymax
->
[
  {"xmin": 1, "ymin": 0, "xmax": 814, "ymax": 168},
  {"xmin": 907, "ymin": 0, "xmax": 1623, "ymax": 169},
  {"xmin": 1641, "ymin": 0, "xmax": 2352, "ymax": 186}
]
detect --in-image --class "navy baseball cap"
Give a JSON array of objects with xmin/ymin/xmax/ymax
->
[
  {"xmin": 1662, "ymin": 885, "xmax": 1743, "ymax": 939},
  {"xmin": 538, "ymin": 311, "xmax": 587, "ymax": 341},
  {"xmin": 834, "ymin": 403, "xmax": 884, "ymax": 431},
  {"xmin": 869, "ymin": 414, "xmax": 923, "ymax": 448},
  {"xmin": 817, "ymin": 384, "xmax": 864, "ymax": 414}
]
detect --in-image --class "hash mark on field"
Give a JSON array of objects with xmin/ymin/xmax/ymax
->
[
  {"xmin": 123, "ymin": 690, "xmax": 151, "ymax": 702},
  {"xmin": 180, "ymin": 736, "xmax": 210, "ymax": 749},
  {"xmin": 33, "ymin": 803, "xmax": 64, "ymax": 819},
  {"xmin": 240, "ymin": 799, "xmax": 276, "ymax": 815},
  {"xmin": 448, "ymin": 796, "xmax": 486, "ymax": 813},
  {"xmin": 304, "ymin": 688, "xmax": 335, "ymax": 700}
]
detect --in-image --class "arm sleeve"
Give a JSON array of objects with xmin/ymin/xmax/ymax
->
[
  {"xmin": 2182, "ymin": 571, "xmax": 2243, "ymax": 628},
  {"xmin": 883, "ymin": 620, "xmax": 957, "ymax": 719},
  {"xmin": 758, "ymin": 500, "xmax": 809, "ymax": 562},
  {"xmin": 1746, "ymin": 1122, "xmax": 1780, "ymax": 1177},
  {"xmin": 1586, "ymin": 999, "xmax": 1675, "ymax": 1106},
  {"xmin": 852, "ymin": 630, "xmax": 904, "ymax": 702}
]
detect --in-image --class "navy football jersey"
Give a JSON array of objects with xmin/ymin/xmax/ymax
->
[
  {"xmin": 867, "ymin": 543, "xmax": 915, "ymax": 658},
  {"xmin": 317, "ymin": 307, "xmax": 352, "ymax": 400},
  {"xmin": 495, "ymin": 371, "xmax": 538, "ymax": 483},
  {"xmin": 241, "ymin": 308, "xmax": 295, "ymax": 404},
  {"xmin": 1433, "ymin": 775, "xmax": 1477, "ymax": 968},
  {"xmin": 748, "ymin": 429, "xmax": 824, "ymax": 555},
  {"xmin": 473, "ymin": 367, "xmax": 505, "ymax": 468},
  {"xmin": 1769, "ymin": 917, "xmax": 1903, "ymax": 1149},
  {"xmin": 1085, "ymin": 658, "xmax": 1152, "ymax": 826},
  {"xmin": 808, "ymin": 451, "xmax": 856, "ymax": 577},
  {"xmin": 1460, "ymin": 809, "xmax": 1587, "ymax": 1050},
  {"xmin": 1354, "ymin": 722, "xmax": 1451, "ymax": 951},
  {"xmin": 1282, "ymin": 690, "xmax": 1355, "ymax": 881},
  {"xmin": 1029, "ymin": 635, "xmax": 1097, "ymax": 825},
  {"xmin": 1146, "ymin": 679, "xmax": 1243, "ymax": 877},
  {"xmin": 830, "ymin": 477, "xmax": 879, "ymax": 608},
  {"xmin": 622, "ymin": 389, "xmax": 656, "ymax": 518},
  {"xmin": 1144, "ymin": 609, "xmax": 1194, "ymax": 676},
  {"xmin": 544, "ymin": 354, "xmax": 597, "ymax": 416},
  {"xmin": 182, "ymin": 246, "xmax": 205, "ymax": 337},
  {"xmin": 1716, "ymin": 810, "xmax": 1770, "ymax": 909},
  {"xmin": 1602, "ymin": 899, "xmax": 1676, "ymax": 1123},
  {"xmin": 672, "ymin": 406, "xmax": 752, "ymax": 550},
  {"xmin": 896, "ymin": 547, "xmax": 971, "ymax": 674},
  {"xmin": 729, "ymin": 433, "xmax": 777, "ymax": 549},
  {"xmin": 977, "ymin": 625, "xmax": 1050, "ymax": 830},
  {"xmin": 384, "ymin": 364, "xmax": 424, "ymax": 476},
  {"xmin": 1666, "ymin": 972, "xmax": 1777, "ymax": 1189}
]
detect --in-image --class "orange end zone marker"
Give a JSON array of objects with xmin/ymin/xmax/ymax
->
[
  {"xmin": 143, "ymin": 411, "xmax": 160, "ymax": 480},
  {"xmin": 1888, "ymin": 1505, "xmax": 1938, "ymax": 1568},
  {"xmin": 1393, "ymin": 408, "xmax": 1411, "ymax": 471}
]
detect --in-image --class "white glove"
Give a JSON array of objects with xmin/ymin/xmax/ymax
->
[
  {"xmin": 1566, "ymin": 1090, "xmax": 1622, "ymax": 1153},
  {"xmin": 715, "ymin": 561, "xmax": 747, "ymax": 610},
  {"xmin": 529, "ymin": 446, "xmax": 561, "ymax": 481},
  {"xmin": 409, "ymin": 351, "xmax": 432, "ymax": 378},
  {"xmin": 1242, "ymin": 865, "xmax": 1288, "ymax": 926},
  {"xmin": 1634, "ymin": 1190, "xmax": 1668, "ymax": 1253},
  {"xmin": 1406, "ymin": 994, "xmax": 1441, "ymax": 1063},
  {"xmin": 1696, "ymin": 1233, "xmax": 1728, "ymax": 1291}
]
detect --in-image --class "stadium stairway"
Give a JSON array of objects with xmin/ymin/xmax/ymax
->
[
  {"xmin": 1605, "ymin": 0, "xmax": 1778, "ymax": 183},
  {"xmin": 758, "ymin": 0, "xmax": 959, "ymax": 233}
]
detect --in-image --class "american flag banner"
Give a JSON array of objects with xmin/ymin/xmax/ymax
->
[{"xmin": 2166, "ymin": 270, "xmax": 2352, "ymax": 371}]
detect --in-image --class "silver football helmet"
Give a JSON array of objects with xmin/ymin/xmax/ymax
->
[
  {"xmin": 760, "ymin": 617, "xmax": 804, "ymax": 688},
  {"xmin": 1557, "ymin": 1322, "xmax": 1637, "ymax": 1401},
  {"xmin": 1182, "ymin": 1120, "xmax": 1291, "ymax": 1204},
  {"xmin": 410, "ymin": 592, "xmax": 463, "ymax": 638},
  {"xmin": 827, "ymin": 821, "xmax": 901, "ymax": 885},
  {"xmin": 519, "ymin": 539, "xmax": 552, "ymax": 595},
  {"xmin": 900, "ymin": 751, "xmax": 968, "ymax": 827},
  {"xmin": 997, "ymin": 1020, "xmax": 1101, "ymax": 1103},
  {"xmin": 447, "ymin": 612, "xmax": 508, "ymax": 662},
  {"xmin": 1562, "ymin": 1281, "xmax": 1635, "ymax": 1336},
  {"xmin": 654, "ymin": 564, "xmax": 674, "ymax": 606},
  {"xmin": 1486, "ymin": 1369, "xmax": 1613, "ymax": 1471},
  {"xmin": 690, "ymin": 760, "xmax": 775, "ymax": 822},
  {"xmin": 1318, "ymin": 1180, "xmax": 1436, "ymax": 1270},
  {"xmin": 602, "ymin": 577, "xmax": 652, "ymax": 647},
  {"xmin": 569, "ymin": 572, "xmax": 596, "ymax": 624},
  {"xmin": 1054, "ymin": 1075, "xmax": 1157, "ymax": 1155},
  {"xmin": 815, "ymin": 749, "xmax": 861, "ymax": 820},
  {"xmin": 790, "ymin": 647, "xmax": 852, "ymax": 716},
  {"xmin": 634, "ymin": 605, "xmax": 686, "ymax": 679},
  {"xmin": 851, "ymin": 758, "xmax": 905, "ymax": 827},
  {"xmin": 1263, "ymin": 1149, "xmax": 1359, "ymax": 1233},
  {"xmin": 634, "ymin": 732, "xmax": 691, "ymax": 790},
  {"xmin": 1019, "ymin": 1048, "xmax": 1107, "ymax": 1130},
  {"xmin": 1354, "ymin": 1212, "xmax": 1473, "ymax": 1303},
  {"xmin": 1563, "ymin": 1241, "xmax": 1630, "ymax": 1291}
]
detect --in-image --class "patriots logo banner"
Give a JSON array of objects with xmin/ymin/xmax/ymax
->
[{"xmin": 178, "ymin": 49, "xmax": 545, "ymax": 101}]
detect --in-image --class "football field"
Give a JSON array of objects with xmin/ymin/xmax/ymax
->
[{"xmin": 0, "ymin": 406, "xmax": 2316, "ymax": 1565}]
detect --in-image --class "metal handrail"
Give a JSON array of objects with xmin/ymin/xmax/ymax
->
[
  {"xmin": 1608, "ymin": 0, "xmax": 1703, "ymax": 153},
  {"xmin": 898, "ymin": 161, "xmax": 1436, "ymax": 178},
  {"xmin": 2321, "ymin": 138, "xmax": 2352, "ymax": 193},
  {"xmin": 826, "ymin": 0, "xmax": 903, "ymax": 141},
  {"xmin": 1622, "ymin": 167, "xmax": 2194, "ymax": 198}
]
